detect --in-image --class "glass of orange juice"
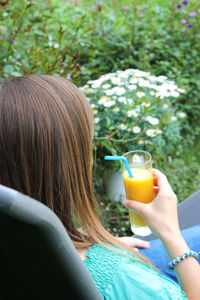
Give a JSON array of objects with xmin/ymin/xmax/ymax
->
[{"xmin": 121, "ymin": 150, "xmax": 154, "ymax": 236}]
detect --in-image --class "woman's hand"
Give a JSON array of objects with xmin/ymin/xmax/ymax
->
[
  {"xmin": 118, "ymin": 236, "xmax": 150, "ymax": 251},
  {"xmin": 123, "ymin": 168, "xmax": 200, "ymax": 299},
  {"xmin": 122, "ymin": 168, "xmax": 180, "ymax": 239}
]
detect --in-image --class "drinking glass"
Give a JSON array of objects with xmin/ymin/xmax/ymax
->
[{"xmin": 121, "ymin": 150, "xmax": 154, "ymax": 236}]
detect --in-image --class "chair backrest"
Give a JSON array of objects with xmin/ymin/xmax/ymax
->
[{"xmin": 0, "ymin": 185, "xmax": 102, "ymax": 300}]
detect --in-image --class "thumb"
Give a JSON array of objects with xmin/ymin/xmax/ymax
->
[{"xmin": 122, "ymin": 199, "xmax": 147, "ymax": 215}]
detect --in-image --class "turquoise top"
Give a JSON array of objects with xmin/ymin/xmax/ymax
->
[{"xmin": 83, "ymin": 244, "xmax": 188, "ymax": 300}]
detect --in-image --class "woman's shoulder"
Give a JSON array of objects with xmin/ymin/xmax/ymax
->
[
  {"xmin": 83, "ymin": 243, "xmax": 188, "ymax": 300},
  {"xmin": 83, "ymin": 243, "xmax": 124, "ymax": 295}
]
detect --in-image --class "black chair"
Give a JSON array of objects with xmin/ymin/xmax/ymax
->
[{"xmin": 0, "ymin": 185, "xmax": 103, "ymax": 300}]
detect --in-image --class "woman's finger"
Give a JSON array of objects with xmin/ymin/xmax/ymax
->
[
  {"xmin": 131, "ymin": 238, "xmax": 150, "ymax": 249},
  {"xmin": 122, "ymin": 199, "xmax": 147, "ymax": 215},
  {"xmin": 118, "ymin": 236, "xmax": 150, "ymax": 249},
  {"xmin": 151, "ymin": 168, "xmax": 173, "ymax": 194}
]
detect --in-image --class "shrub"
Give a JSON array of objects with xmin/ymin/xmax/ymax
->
[
  {"xmin": 0, "ymin": 0, "xmax": 84, "ymax": 83},
  {"xmin": 81, "ymin": 68, "xmax": 187, "ymax": 163}
]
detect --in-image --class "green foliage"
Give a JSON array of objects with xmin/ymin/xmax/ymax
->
[
  {"xmin": 0, "ymin": 0, "xmax": 85, "ymax": 82},
  {"xmin": 1, "ymin": 0, "xmax": 200, "ymax": 235}
]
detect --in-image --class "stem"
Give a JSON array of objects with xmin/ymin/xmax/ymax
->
[
  {"xmin": 106, "ymin": 115, "xmax": 128, "ymax": 140},
  {"xmin": 11, "ymin": 12, "xmax": 25, "ymax": 41}
]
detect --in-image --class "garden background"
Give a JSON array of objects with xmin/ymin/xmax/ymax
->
[{"xmin": 0, "ymin": 0, "xmax": 200, "ymax": 235}]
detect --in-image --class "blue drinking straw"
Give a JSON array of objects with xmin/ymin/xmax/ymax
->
[{"xmin": 104, "ymin": 156, "xmax": 133, "ymax": 178}]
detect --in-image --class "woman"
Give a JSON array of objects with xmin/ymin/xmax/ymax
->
[{"xmin": 0, "ymin": 75, "xmax": 199, "ymax": 299}]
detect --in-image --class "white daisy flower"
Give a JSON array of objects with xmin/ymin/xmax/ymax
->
[
  {"xmin": 90, "ymin": 104, "xmax": 96, "ymax": 109},
  {"xmin": 54, "ymin": 43, "xmax": 59, "ymax": 48},
  {"xmin": 146, "ymin": 116, "xmax": 152, "ymax": 122},
  {"xmin": 105, "ymin": 89, "xmax": 114, "ymax": 96},
  {"xmin": 150, "ymin": 84, "xmax": 160, "ymax": 90},
  {"xmin": 127, "ymin": 110, "xmax": 139, "ymax": 117},
  {"xmin": 128, "ymin": 85, "xmax": 137, "ymax": 90},
  {"xmin": 93, "ymin": 109, "xmax": 98, "ymax": 115},
  {"xmin": 94, "ymin": 117, "xmax": 100, "ymax": 124},
  {"xmin": 168, "ymin": 84, "xmax": 178, "ymax": 91},
  {"xmin": 86, "ymin": 88, "xmax": 95, "ymax": 93},
  {"xmin": 136, "ymin": 91, "xmax": 145, "ymax": 98},
  {"xmin": 102, "ymin": 84, "xmax": 111, "ymax": 89},
  {"xmin": 170, "ymin": 91, "xmax": 180, "ymax": 98},
  {"xmin": 127, "ymin": 98, "xmax": 133, "ymax": 104},
  {"xmin": 150, "ymin": 91, "xmax": 155, "ymax": 96},
  {"xmin": 135, "ymin": 106, "xmax": 141, "ymax": 112},
  {"xmin": 118, "ymin": 97, "xmax": 127, "ymax": 103},
  {"xmin": 142, "ymin": 102, "xmax": 150, "ymax": 107},
  {"xmin": 133, "ymin": 70, "xmax": 150, "ymax": 77},
  {"xmin": 111, "ymin": 76, "xmax": 121, "ymax": 85},
  {"xmin": 163, "ymin": 103, "xmax": 168, "ymax": 109},
  {"xmin": 100, "ymin": 73, "xmax": 116, "ymax": 81},
  {"xmin": 157, "ymin": 75, "xmax": 167, "ymax": 82},
  {"xmin": 177, "ymin": 88, "xmax": 185, "ymax": 93},
  {"xmin": 79, "ymin": 87, "xmax": 85, "ymax": 92},
  {"xmin": 125, "ymin": 69, "xmax": 135, "ymax": 75},
  {"xmin": 138, "ymin": 79, "xmax": 150, "ymax": 88},
  {"xmin": 156, "ymin": 91, "xmax": 171, "ymax": 99},
  {"xmin": 148, "ymin": 75, "xmax": 158, "ymax": 82},
  {"xmin": 98, "ymin": 98, "xmax": 106, "ymax": 105},
  {"xmin": 132, "ymin": 126, "xmax": 141, "ymax": 134},
  {"xmin": 115, "ymin": 87, "xmax": 126, "ymax": 95},
  {"xmin": 104, "ymin": 100, "xmax": 115, "ymax": 107},
  {"xmin": 146, "ymin": 129, "xmax": 157, "ymax": 137},
  {"xmin": 129, "ymin": 76, "xmax": 138, "ymax": 84},
  {"xmin": 148, "ymin": 117, "xmax": 159, "ymax": 125},
  {"xmin": 120, "ymin": 124, "xmax": 127, "ymax": 130},
  {"xmin": 156, "ymin": 129, "xmax": 162, "ymax": 134},
  {"xmin": 91, "ymin": 81, "xmax": 102, "ymax": 89},
  {"xmin": 138, "ymin": 139, "xmax": 144, "ymax": 144},
  {"xmin": 171, "ymin": 116, "xmax": 177, "ymax": 121},
  {"xmin": 117, "ymin": 71, "xmax": 129, "ymax": 79},
  {"xmin": 133, "ymin": 154, "xmax": 143, "ymax": 162},
  {"xmin": 113, "ymin": 106, "xmax": 119, "ymax": 112},
  {"xmin": 177, "ymin": 112, "xmax": 186, "ymax": 118}
]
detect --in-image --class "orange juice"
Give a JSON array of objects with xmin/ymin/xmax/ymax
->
[{"xmin": 123, "ymin": 168, "xmax": 154, "ymax": 227}]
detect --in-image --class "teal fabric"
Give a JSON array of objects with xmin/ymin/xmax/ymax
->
[{"xmin": 83, "ymin": 244, "xmax": 188, "ymax": 300}]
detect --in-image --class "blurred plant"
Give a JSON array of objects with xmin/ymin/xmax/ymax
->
[{"xmin": 0, "ymin": 0, "xmax": 84, "ymax": 83}]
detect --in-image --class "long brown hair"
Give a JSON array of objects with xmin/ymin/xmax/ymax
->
[{"xmin": 0, "ymin": 75, "xmax": 154, "ymax": 266}]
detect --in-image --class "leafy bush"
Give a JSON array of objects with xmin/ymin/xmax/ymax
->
[
  {"xmin": 0, "ymin": 0, "xmax": 85, "ymax": 83},
  {"xmin": 82, "ymin": 68, "xmax": 186, "ymax": 161}
]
